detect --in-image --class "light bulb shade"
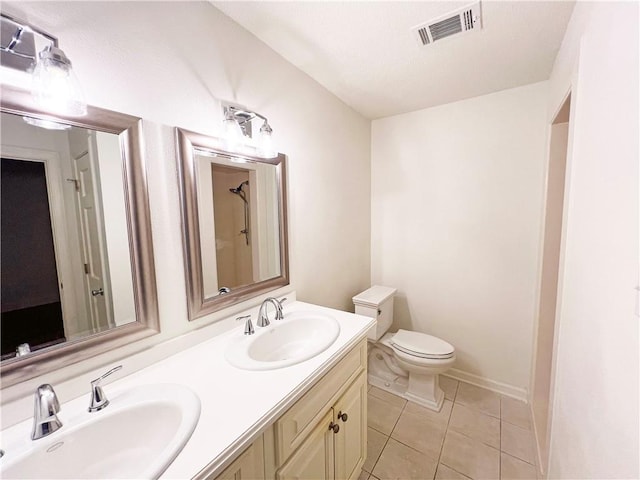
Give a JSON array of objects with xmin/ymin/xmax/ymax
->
[
  {"xmin": 257, "ymin": 121, "xmax": 277, "ymax": 158},
  {"xmin": 31, "ymin": 46, "xmax": 87, "ymax": 116},
  {"xmin": 23, "ymin": 116, "xmax": 71, "ymax": 130},
  {"xmin": 222, "ymin": 115, "xmax": 244, "ymax": 152}
]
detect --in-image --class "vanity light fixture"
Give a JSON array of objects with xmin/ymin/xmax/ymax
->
[
  {"xmin": 22, "ymin": 115, "xmax": 71, "ymax": 131},
  {"xmin": 0, "ymin": 14, "xmax": 87, "ymax": 117},
  {"xmin": 222, "ymin": 107, "xmax": 244, "ymax": 153},
  {"xmin": 222, "ymin": 104, "xmax": 277, "ymax": 159}
]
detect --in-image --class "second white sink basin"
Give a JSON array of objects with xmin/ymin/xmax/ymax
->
[
  {"xmin": 0, "ymin": 383, "xmax": 200, "ymax": 479},
  {"xmin": 225, "ymin": 311, "xmax": 341, "ymax": 370}
]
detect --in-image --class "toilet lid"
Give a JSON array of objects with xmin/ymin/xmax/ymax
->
[{"xmin": 391, "ymin": 329, "xmax": 455, "ymax": 359}]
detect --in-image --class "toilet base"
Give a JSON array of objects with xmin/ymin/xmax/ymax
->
[
  {"xmin": 367, "ymin": 340, "xmax": 449, "ymax": 412},
  {"xmin": 368, "ymin": 371, "xmax": 446, "ymax": 412},
  {"xmin": 405, "ymin": 372, "xmax": 445, "ymax": 411}
]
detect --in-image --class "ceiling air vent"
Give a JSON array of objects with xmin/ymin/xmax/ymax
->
[{"xmin": 412, "ymin": 1, "xmax": 482, "ymax": 47}]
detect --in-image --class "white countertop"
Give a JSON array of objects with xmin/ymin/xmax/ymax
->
[{"xmin": 1, "ymin": 301, "xmax": 374, "ymax": 479}]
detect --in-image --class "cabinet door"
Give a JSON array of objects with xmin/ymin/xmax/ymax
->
[
  {"xmin": 334, "ymin": 373, "xmax": 367, "ymax": 480},
  {"xmin": 276, "ymin": 409, "xmax": 336, "ymax": 480},
  {"xmin": 211, "ymin": 438, "xmax": 265, "ymax": 480}
]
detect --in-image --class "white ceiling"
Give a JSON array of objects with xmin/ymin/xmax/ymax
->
[{"xmin": 212, "ymin": 1, "xmax": 575, "ymax": 119}]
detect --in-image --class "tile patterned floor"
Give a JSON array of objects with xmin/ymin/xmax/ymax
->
[{"xmin": 360, "ymin": 377, "xmax": 538, "ymax": 480}]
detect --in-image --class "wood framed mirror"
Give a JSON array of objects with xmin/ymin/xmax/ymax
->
[
  {"xmin": 1, "ymin": 86, "xmax": 159, "ymax": 386},
  {"xmin": 176, "ymin": 127, "xmax": 289, "ymax": 320}
]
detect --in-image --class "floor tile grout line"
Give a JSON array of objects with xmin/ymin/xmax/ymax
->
[
  {"xmin": 501, "ymin": 450, "xmax": 537, "ymax": 467},
  {"xmin": 446, "ymin": 423, "xmax": 501, "ymax": 451},
  {"xmin": 367, "ymin": 393, "xmax": 406, "ymax": 477},
  {"xmin": 387, "ymin": 435, "xmax": 441, "ymax": 459},
  {"xmin": 501, "ymin": 416, "xmax": 533, "ymax": 430},
  {"xmin": 454, "ymin": 399, "xmax": 501, "ymax": 419},
  {"xmin": 449, "ymin": 381, "xmax": 502, "ymax": 451},
  {"xmin": 368, "ymin": 432, "xmax": 390, "ymax": 477},
  {"xmin": 438, "ymin": 380, "xmax": 476, "ymax": 480},
  {"xmin": 435, "ymin": 387, "xmax": 455, "ymax": 479}
]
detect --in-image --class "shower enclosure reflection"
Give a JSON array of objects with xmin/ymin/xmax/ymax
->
[
  {"xmin": 177, "ymin": 126, "xmax": 288, "ymax": 320},
  {"xmin": 196, "ymin": 153, "xmax": 281, "ymax": 296}
]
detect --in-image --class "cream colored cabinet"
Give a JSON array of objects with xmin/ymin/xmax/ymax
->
[
  {"xmin": 209, "ymin": 437, "xmax": 265, "ymax": 480},
  {"xmin": 333, "ymin": 374, "xmax": 367, "ymax": 480},
  {"xmin": 208, "ymin": 339, "xmax": 367, "ymax": 480},
  {"xmin": 275, "ymin": 371, "xmax": 367, "ymax": 480},
  {"xmin": 275, "ymin": 410, "xmax": 335, "ymax": 480}
]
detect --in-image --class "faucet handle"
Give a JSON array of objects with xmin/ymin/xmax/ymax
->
[
  {"xmin": 88, "ymin": 365, "xmax": 122, "ymax": 412},
  {"xmin": 91, "ymin": 365, "xmax": 123, "ymax": 386},
  {"xmin": 274, "ymin": 297, "xmax": 286, "ymax": 320},
  {"xmin": 237, "ymin": 315, "xmax": 254, "ymax": 335}
]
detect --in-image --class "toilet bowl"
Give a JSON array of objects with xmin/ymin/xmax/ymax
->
[{"xmin": 353, "ymin": 286, "xmax": 456, "ymax": 412}]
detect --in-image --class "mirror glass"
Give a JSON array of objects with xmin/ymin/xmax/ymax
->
[
  {"xmin": 1, "ymin": 112, "xmax": 135, "ymax": 358},
  {"xmin": 196, "ymin": 152, "xmax": 282, "ymax": 296},
  {"xmin": 177, "ymin": 128, "xmax": 289, "ymax": 320},
  {"xmin": 1, "ymin": 87, "xmax": 158, "ymax": 385}
]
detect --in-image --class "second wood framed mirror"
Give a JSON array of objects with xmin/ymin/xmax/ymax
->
[{"xmin": 176, "ymin": 128, "xmax": 289, "ymax": 320}]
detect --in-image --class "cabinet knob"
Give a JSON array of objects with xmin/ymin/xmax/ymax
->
[
  {"xmin": 338, "ymin": 411, "xmax": 348, "ymax": 422},
  {"xmin": 328, "ymin": 422, "xmax": 340, "ymax": 434}
]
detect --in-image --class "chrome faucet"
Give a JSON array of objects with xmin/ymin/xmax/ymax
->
[
  {"xmin": 257, "ymin": 297, "xmax": 286, "ymax": 327},
  {"xmin": 32, "ymin": 384, "xmax": 63, "ymax": 440},
  {"xmin": 88, "ymin": 365, "xmax": 122, "ymax": 412}
]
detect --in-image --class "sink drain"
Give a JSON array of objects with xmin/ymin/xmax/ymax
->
[{"xmin": 46, "ymin": 442, "xmax": 64, "ymax": 453}]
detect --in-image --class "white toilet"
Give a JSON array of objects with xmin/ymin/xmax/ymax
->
[{"xmin": 353, "ymin": 286, "xmax": 455, "ymax": 412}]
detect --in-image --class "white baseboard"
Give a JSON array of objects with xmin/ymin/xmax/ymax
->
[{"xmin": 443, "ymin": 368, "xmax": 529, "ymax": 402}]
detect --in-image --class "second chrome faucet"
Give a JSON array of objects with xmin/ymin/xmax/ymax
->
[
  {"xmin": 240, "ymin": 297, "xmax": 288, "ymax": 335},
  {"xmin": 257, "ymin": 297, "xmax": 286, "ymax": 327}
]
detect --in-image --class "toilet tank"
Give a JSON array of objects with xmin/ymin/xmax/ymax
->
[{"xmin": 352, "ymin": 286, "xmax": 397, "ymax": 341}]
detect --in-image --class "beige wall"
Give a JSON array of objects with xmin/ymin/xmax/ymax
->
[
  {"xmin": 371, "ymin": 82, "xmax": 548, "ymax": 396},
  {"xmin": 0, "ymin": 1, "xmax": 371, "ymax": 408},
  {"xmin": 543, "ymin": 2, "xmax": 639, "ymax": 477}
]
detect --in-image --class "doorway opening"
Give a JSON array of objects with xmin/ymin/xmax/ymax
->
[
  {"xmin": 1, "ymin": 158, "xmax": 66, "ymax": 357},
  {"xmin": 531, "ymin": 93, "xmax": 571, "ymax": 473}
]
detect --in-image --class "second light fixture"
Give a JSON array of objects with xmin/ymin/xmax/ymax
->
[{"xmin": 222, "ymin": 104, "xmax": 277, "ymax": 159}]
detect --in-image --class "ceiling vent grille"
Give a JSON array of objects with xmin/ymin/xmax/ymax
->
[{"xmin": 412, "ymin": 1, "xmax": 482, "ymax": 47}]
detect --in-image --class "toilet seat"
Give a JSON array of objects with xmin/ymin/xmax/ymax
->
[{"xmin": 390, "ymin": 329, "xmax": 455, "ymax": 360}]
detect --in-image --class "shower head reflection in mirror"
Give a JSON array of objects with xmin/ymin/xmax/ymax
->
[
  {"xmin": 0, "ymin": 86, "xmax": 159, "ymax": 387},
  {"xmin": 229, "ymin": 180, "xmax": 250, "ymax": 246},
  {"xmin": 176, "ymin": 127, "xmax": 289, "ymax": 320}
]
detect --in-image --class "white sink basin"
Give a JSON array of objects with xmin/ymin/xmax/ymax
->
[
  {"xmin": 225, "ymin": 311, "xmax": 341, "ymax": 370},
  {"xmin": 0, "ymin": 383, "xmax": 200, "ymax": 479}
]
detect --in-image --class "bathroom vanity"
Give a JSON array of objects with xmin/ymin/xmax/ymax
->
[{"xmin": 0, "ymin": 300, "xmax": 373, "ymax": 480}]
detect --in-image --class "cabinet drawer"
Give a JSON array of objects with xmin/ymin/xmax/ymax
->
[{"xmin": 275, "ymin": 340, "xmax": 366, "ymax": 463}]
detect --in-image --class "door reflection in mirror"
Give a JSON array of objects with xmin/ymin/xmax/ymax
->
[
  {"xmin": 0, "ymin": 112, "xmax": 135, "ymax": 358},
  {"xmin": 1, "ymin": 158, "xmax": 66, "ymax": 354}
]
